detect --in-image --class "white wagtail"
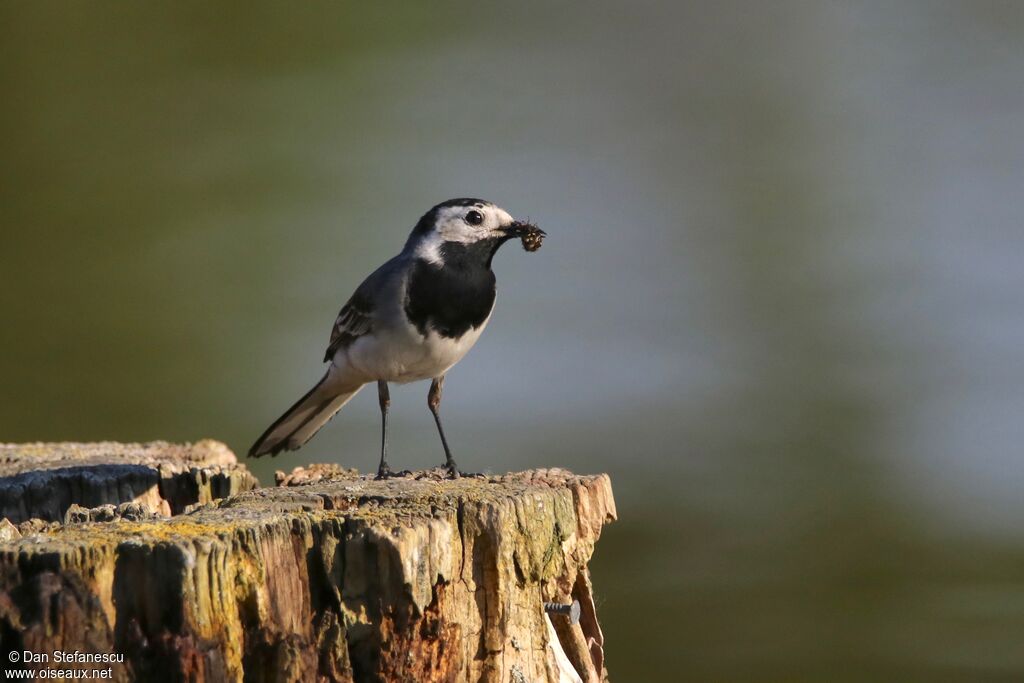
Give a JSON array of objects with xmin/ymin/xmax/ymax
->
[{"xmin": 248, "ymin": 198, "xmax": 545, "ymax": 478}]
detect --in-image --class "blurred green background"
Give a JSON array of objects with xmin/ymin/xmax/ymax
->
[{"xmin": 3, "ymin": 2, "xmax": 1024, "ymax": 680}]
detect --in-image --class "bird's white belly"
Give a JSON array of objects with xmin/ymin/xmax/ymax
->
[{"xmin": 344, "ymin": 318, "xmax": 489, "ymax": 383}]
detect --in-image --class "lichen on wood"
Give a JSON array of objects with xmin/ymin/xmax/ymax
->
[{"xmin": 0, "ymin": 462, "xmax": 616, "ymax": 682}]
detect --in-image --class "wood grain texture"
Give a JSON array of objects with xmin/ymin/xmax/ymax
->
[{"xmin": 0, "ymin": 463, "xmax": 615, "ymax": 682}]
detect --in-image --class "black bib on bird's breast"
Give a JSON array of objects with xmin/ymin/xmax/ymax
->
[{"xmin": 404, "ymin": 240, "xmax": 501, "ymax": 339}]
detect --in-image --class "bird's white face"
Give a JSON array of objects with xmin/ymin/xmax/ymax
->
[
  {"xmin": 432, "ymin": 202, "xmax": 516, "ymax": 244},
  {"xmin": 410, "ymin": 199, "xmax": 519, "ymax": 265}
]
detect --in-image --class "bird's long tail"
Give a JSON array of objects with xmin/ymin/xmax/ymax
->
[{"xmin": 249, "ymin": 367, "xmax": 364, "ymax": 458}]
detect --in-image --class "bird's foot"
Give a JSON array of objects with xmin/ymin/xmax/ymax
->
[
  {"xmin": 375, "ymin": 465, "xmax": 417, "ymax": 480},
  {"xmin": 442, "ymin": 461, "xmax": 485, "ymax": 480}
]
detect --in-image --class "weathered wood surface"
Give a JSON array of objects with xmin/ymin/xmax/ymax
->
[
  {"xmin": 0, "ymin": 440, "xmax": 258, "ymax": 523},
  {"xmin": 0, "ymin": 456, "xmax": 616, "ymax": 683}
]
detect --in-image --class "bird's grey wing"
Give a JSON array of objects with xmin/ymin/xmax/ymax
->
[{"xmin": 324, "ymin": 256, "xmax": 404, "ymax": 361}]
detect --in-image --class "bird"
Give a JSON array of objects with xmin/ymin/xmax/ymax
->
[{"xmin": 248, "ymin": 198, "xmax": 545, "ymax": 478}]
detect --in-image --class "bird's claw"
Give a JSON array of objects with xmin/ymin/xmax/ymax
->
[{"xmin": 443, "ymin": 463, "xmax": 486, "ymax": 480}]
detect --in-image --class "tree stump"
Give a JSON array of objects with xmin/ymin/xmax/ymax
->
[
  {"xmin": 0, "ymin": 440, "xmax": 259, "ymax": 523},
  {"xmin": 0, "ymin": 446, "xmax": 616, "ymax": 683}
]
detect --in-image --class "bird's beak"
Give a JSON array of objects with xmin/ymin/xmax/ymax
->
[{"xmin": 502, "ymin": 220, "xmax": 545, "ymax": 239}]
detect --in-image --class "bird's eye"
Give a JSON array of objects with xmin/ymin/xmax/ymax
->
[{"xmin": 465, "ymin": 210, "xmax": 484, "ymax": 226}]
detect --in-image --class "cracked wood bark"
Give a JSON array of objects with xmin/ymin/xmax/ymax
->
[
  {"xmin": 0, "ymin": 441, "xmax": 259, "ymax": 523},
  {"xmin": 0, "ymin": 465, "xmax": 616, "ymax": 683}
]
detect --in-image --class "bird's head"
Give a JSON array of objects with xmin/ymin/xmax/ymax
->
[{"xmin": 406, "ymin": 198, "xmax": 544, "ymax": 266}]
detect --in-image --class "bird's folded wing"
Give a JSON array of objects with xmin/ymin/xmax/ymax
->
[
  {"xmin": 325, "ymin": 291, "xmax": 374, "ymax": 361},
  {"xmin": 323, "ymin": 254, "xmax": 407, "ymax": 362}
]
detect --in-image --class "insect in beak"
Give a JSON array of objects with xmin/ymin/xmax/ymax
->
[{"xmin": 503, "ymin": 221, "xmax": 546, "ymax": 252}]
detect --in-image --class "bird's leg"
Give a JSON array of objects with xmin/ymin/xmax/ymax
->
[
  {"xmin": 428, "ymin": 376, "xmax": 459, "ymax": 479},
  {"xmin": 376, "ymin": 380, "xmax": 393, "ymax": 479}
]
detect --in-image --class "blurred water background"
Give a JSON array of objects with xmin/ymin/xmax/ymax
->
[{"xmin": 3, "ymin": 2, "xmax": 1024, "ymax": 680}]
